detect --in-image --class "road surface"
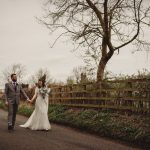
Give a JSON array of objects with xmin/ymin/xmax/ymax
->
[{"xmin": 0, "ymin": 109, "xmax": 140, "ymax": 150}]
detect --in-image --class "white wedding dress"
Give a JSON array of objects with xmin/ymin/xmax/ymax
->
[{"xmin": 20, "ymin": 87, "xmax": 51, "ymax": 130}]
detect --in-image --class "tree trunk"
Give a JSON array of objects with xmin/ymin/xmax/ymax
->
[
  {"xmin": 97, "ymin": 58, "xmax": 107, "ymax": 82},
  {"xmin": 97, "ymin": 42, "xmax": 114, "ymax": 82},
  {"xmin": 97, "ymin": 37, "xmax": 108, "ymax": 82}
]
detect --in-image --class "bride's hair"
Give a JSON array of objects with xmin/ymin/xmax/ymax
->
[{"xmin": 38, "ymin": 74, "xmax": 46, "ymax": 87}]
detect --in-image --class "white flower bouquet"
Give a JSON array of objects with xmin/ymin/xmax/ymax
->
[{"xmin": 39, "ymin": 87, "xmax": 50, "ymax": 99}]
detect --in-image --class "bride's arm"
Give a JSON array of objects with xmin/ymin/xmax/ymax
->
[{"xmin": 30, "ymin": 88, "xmax": 38, "ymax": 103}]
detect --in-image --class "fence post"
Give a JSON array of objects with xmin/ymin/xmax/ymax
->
[
  {"xmin": 126, "ymin": 81, "xmax": 133, "ymax": 113},
  {"xmin": 69, "ymin": 85, "xmax": 73, "ymax": 104},
  {"xmin": 59, "ymin": 87, "xmax": 62, "ymax": 104},
  {"xmin": 83, "ymin": 84, "xmax": 87, "ymax": 104}
]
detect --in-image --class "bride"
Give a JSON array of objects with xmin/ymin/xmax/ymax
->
[{"xmin": 20, "ymin": 75, "xmax": 51, "ymax": 131}]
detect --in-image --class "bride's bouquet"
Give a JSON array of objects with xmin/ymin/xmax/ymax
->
[{"xmin": 39, "ymin": 87, "xmax": 50, "ymax": 99}]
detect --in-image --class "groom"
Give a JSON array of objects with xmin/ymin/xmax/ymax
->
[{"xmin": 5, "ymin": 73, "xmax": 30, "ymax": 131}]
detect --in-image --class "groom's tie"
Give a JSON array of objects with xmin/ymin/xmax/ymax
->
[{"xmin": 13, "ymin": 82, "xmax": 17, "ymax": 91}]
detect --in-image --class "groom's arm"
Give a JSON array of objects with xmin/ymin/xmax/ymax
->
[
  {"xmin": 20, "ymin": 84, "xmax": 29, "ymax": 101},
  {"xmin": 4, "ymin": 83, "xmax": 9, "ymax": 103}
]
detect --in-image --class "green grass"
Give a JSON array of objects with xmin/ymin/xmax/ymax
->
[
  {"xmin": 47, "ymin": 104, "xmax": 150, "ymax": 146},
  {"xmin": 0, "ymin": 100, "xmax": 5, "ymax": 109},
  {"xmin": 18, "ymin": 104, "xmax": 34, "ymax": 117}
]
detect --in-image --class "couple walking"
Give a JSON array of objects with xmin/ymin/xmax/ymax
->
[{"xmin": 5, "ymin": 73, "xmax": 51, "ymax": 131}]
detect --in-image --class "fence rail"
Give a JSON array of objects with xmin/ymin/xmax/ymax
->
[
  {"xmin": 0, "ymin": 79, "xmax": 150, "ymax": 113},
  {"xmin": 49, "ymin": 78, "xmax": 150, "ymax": 113}
]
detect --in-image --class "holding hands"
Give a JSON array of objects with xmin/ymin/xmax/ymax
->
[
  {"xmin": 5, "ymin": 101, "xmax": 8, "ymax": 107},
  {"xmin": 27, "ymin": 98, "xmax": 33, "ymax": 103}
]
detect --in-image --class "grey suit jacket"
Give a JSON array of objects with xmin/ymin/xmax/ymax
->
[{"xmin": 5, "ymin": 82, "xmax": 29, "ymax": 104}]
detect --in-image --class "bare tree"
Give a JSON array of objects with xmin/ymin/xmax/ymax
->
[
  {"xmin": 67, "ymin": 66, "xmax": 90, "ymax": 83},
  {"xmin": 82, "ymin": 47, "xmax": 100, "ymax": 79},
  {"xmin": 73, "ymin": 66, "xmax": 87, "ymax": 83},
  {"xmin": 2, "ymin": 63, "xmax": 26, "ymax": 83},
  {"xmin": 40, "ymin": 0, "xmax": 150, "ymax": 82},
  {"xmin": 66, "ymin": 75, "xmax": 75, "ymax": 84},
  {"xmin": 29, "ymin": 68, "xmax": 53, "ymax": 86}
]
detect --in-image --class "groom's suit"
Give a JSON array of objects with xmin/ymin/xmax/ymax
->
[{"xmin": 5, "ymin": 82, "xmax": 29, "ymax": 129}]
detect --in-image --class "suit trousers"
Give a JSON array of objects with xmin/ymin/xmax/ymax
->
[{"xmin": 8, "ymin": 101, "xmax": 18, "ymax": 128}]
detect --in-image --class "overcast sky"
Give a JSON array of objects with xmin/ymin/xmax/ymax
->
[{"xmin": 0, "ymin": 0, "xmax": 150, "ymax": 87}]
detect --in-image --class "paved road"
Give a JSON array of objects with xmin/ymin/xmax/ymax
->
[{"xmin": 0, "ymin": 109, "xmax": 140, "ymax": 150}]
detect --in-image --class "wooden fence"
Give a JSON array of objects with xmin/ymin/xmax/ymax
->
[{"xmin": 49, "ymin": 78, "xmax": 150, "ymax": 113}]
